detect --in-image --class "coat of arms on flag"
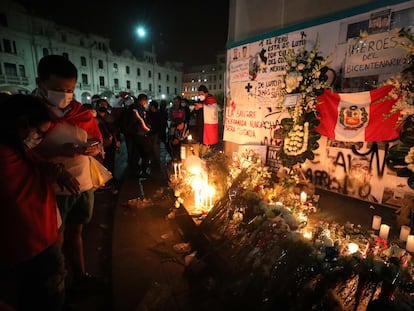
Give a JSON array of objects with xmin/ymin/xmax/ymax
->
[
  {"xmin": 315, "ymin": 85, "xmax": 401, "ymax": 142},
  {"xmin": 339, "ymin": 105, "xmax": 368, "ymax": 130}
]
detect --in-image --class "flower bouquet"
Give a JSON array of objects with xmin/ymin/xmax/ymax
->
[{"xmin": 277, "ymin": 40, "xmax": 331, "ymax": 168}]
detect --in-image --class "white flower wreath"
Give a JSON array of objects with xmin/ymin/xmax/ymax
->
[{"xmin": 277, "ymin": 40, "xmax": 331, "ymax": 167}]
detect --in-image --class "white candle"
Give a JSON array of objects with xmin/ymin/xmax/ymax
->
[
  {"xmin": 180, "ymin": 146, "xmax": 186, "ymax": 160},
  {"xmin": 194, "ymin": 189, "xmax": 200, "ymax": 209},
  {"xmin": 300, "ymin": 191, "xmax": 307, "ymax": 203},
  {"xmin": 206, "ymin": 185, "xmax": 214, "ymax": 208},
  {"xmin": 348, "ymin": 242, "xmax": 359, "ymax": 254},
  {"xmin": 173, "ymin": 163, "xmax": 177, "ymax": 177},
  {"xmin": 406, "ymin": 235, "xmax": 414, "ymax": 252},
  {"xmin": 178, "ymin": 163, "xmax": 182, "ymax": 176},
  {"xmin": 400, "ymin": 225, "xmax": 411, "ymax": 242},
  {"xmin": 379, "ymin": 224, "xmax": 390, "ymax": 240},
  {"xmin": 371, "ymin": 215, "xmax": 382, "ymax": 230}
]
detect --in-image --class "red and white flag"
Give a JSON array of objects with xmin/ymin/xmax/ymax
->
[
  {"xmin": 203, "ymin": 95, "xmax": 219, "ymax": 145},
  {"xmin": 315, "ymin": 85, "xmax": 400, "ymax": 142}
]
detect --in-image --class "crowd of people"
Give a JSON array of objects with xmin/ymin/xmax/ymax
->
[{"xmin": 0, "ymin": 54, "xmax": 219, "ymax": 310}]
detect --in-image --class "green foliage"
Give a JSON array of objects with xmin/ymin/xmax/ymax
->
[{"xmin": 386, "ymin": 115, "xmax": 414, "ymax": 190}]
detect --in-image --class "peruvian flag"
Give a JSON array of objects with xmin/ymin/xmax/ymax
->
[
  {"xmin": 315, "ymin": 85, "xmax": 401, "ymax": 142},
  {"xmin": 203, "ymin": 95, "xmax": 219, "ymax": 145}
]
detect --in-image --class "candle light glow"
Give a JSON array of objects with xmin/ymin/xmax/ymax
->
[
  {"xmin": 379, "ymin": 224, "xmax": 390, "ymax": 240},
  {"xmin": 400, "ymin": 225, "xmax": 411, "ymax": 242},
  {"xmin": 407, "ymin": 235, "xmax": 414, "ymax": 252},
  {"xmin": 303, "ymin": 231, "xmax": 312, "ymax": 239},
  {"xmin": 348, "ymin": 242, "xmax": 359, "ymax": 254},
  {"xmin": 300, "ymin": 191, "xmax": 307, "ymax": 203},
  {"xmin": 371, "ymin": 215, "xmax": 382, "ymax": 230}
]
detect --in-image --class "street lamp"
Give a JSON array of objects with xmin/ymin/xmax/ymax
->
[
  {"xmin": 135, "ymin": 25, "xmax": 156, "ymax": 98},
  {"xmin": 136, "ymin": 26, "xmax": 146, "ymax": 39}
]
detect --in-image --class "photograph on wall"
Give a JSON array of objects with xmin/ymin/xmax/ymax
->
[{"xmin": 368, "ymin": 9, "xmax": 391, "ymax": 34}]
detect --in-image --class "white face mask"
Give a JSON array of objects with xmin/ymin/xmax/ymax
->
[
  {"xmin": 47, "ymin": 90, "xmax": 73, "ymax": 109},
  {"xmin": 199, "ymin": 95, "xmax": 206, "ymax": 101},
  {"xmin": 23, "ymin": 130, "xmax": 43, "ymax": 149}
]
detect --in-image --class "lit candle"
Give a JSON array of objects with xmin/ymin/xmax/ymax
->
[
  {"xmin": 379, "ymin": 224, "xmax": 390, "ymax": 240},
  {"xmin": 180, "ymin": 146, "xmax": 186, "ymax": 160},
  {"xmin": 173, "ymin": 163, "xmax": 177, "ymax": 177},
  {"xmin": 371, "ymin": 215, "xmax": 382, "ymax": 230},
  {"xmin": 406, "ymin": 235, "xmax": 414, "ymax": 252},
  {"xmin": 206, "ymin": 185, "xmax": 214, "ymax": 208},
  {"xmin": 300, "ymin": 191, "xmax": 307, "ymax": 203},
  {"xmin": 400, "ymin": 225, "xmax": 411, "ymax": 242},
  {"xmin": 303, "ymin": 231, "xmax": 312, "ymax": 239},
  {"xmin": 348, "ymin": 242, "xmax": 359, "ymax": 254},
  {"xmin": 178, "ymin": 163, "xmax": 182, "ymax": 176},
  {"xmin": 188, "ymin": 134, "xmax": 192, "ymax": 141},
  {"xmin": 194, "ymin": 189, "xmax": 200, "ymax": 209}
]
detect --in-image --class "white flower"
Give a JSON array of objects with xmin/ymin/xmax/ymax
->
[
  {"xmin": 285, "ymin": 72, "xmax": 301, "ymax": 91},
  {"xmin": 297, "ymin": 63, "xmax": 305, "ymax": 71},
  {"xmin": 313, "ymin": 71, "xmax": 321, "ymax": 78}
]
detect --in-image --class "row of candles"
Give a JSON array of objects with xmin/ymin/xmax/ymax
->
[
  {"xmin": 372, "ymin": 215, "xmax": 414, "ymax": 252},
  {"xmin": 173, "ymin": 153, "xmax": 216, "ymax": 211},
  {"xmin": 192, "ymin": 175, "xmax": 215, "ymax": 210},
  {"xmin": 173, "ymin": 163, "xmax": 182, "ymax": 178}
]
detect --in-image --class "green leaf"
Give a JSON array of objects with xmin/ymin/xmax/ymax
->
[
  {"xmin": 387, "ymin": 159, "xmax": 408, "ymax": 168},
  {"xmin": 399, "ymin": 131, "xmax": 414, "ymax": 144},
  {"xmin": 388, "ymin": 144, "xmax": 411, "ymax": 155},
  {"xmin": 397, "ymin": 168, "xmax": 414, "ymax": 177},
  {"xmin": 408, "ymin": 176, "xmax": 414, "ymax": 190},
  {"xmin": 281, "ymin": 118, "xmax": 293, "ymax": 126},
  {"xmin": 306, "ymin": 151, "xmax": 315, "ymax": 160},
  {"xmin": 308, "ymin": 120, "xmax": 320, "ymax": 130}
]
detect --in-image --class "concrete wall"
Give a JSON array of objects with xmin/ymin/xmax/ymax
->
[{"xmin": 228, "ymin": 0, "xmax": 378, "ymax": 44}]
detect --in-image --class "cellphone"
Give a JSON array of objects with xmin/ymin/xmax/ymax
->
[{"xmin": 87, "ymin": 141, "xmax": 100, "ymax": 147}]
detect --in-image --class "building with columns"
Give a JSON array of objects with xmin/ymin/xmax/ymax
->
[{"xmin": 0, "ymin": 0, "xmax": 182, "ymax": 103}]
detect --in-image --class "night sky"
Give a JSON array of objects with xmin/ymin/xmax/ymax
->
[{"xmin": 17, "ymin": 0, "xmax": 230, "ymax": 67}]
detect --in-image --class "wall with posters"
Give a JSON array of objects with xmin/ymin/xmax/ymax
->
[{"xmin": 224, "ymin": 0, "xmax": 414, "ymax": 209}]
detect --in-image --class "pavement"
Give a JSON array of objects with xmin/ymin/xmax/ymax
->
[
  {"xmin": 64, "ymin": 142, "xmax": 404, "ymax": 311},
  {"xmin": 66, "ymin": 142, "xmax": 227, "ymax": 311}
]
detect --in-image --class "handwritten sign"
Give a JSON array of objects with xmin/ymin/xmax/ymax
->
[
  {"xmin": 344, "ymin": 32, "xmax": 409, "ymax": 78},
  {"xmin": 223, "ymin": 106, "xmax": 265, "ymax": 144},
  {"xmin": 266, "ymin": 145, "xmax": 283, "ymax": 173}
]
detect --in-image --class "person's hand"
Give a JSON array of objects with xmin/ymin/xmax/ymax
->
[
  {"xmin": 172, "ymin": 138, "xmax": 179, "ymax": 145},
  {"xmin": 83, "ymin": 144, "xmax": 100, "ymax": 156},
  {"xmin": 57, "ymin": 169, "xmax": 80, "ymax": 194},
  {"xmin": 194, "ymin": 103, "xmax": 203, "ymax": 110}
]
